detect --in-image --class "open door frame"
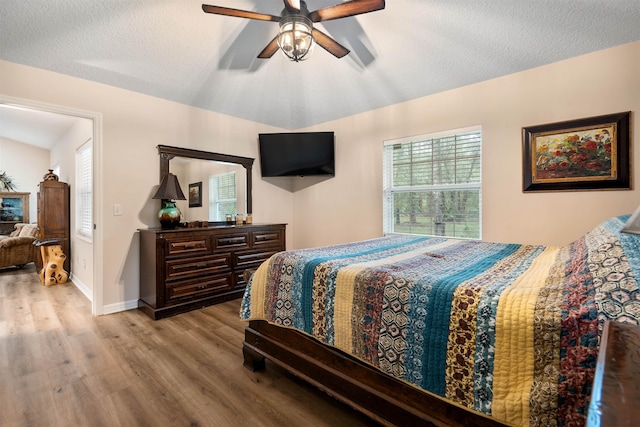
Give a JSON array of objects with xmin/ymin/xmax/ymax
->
[{"xmin": 0, "ymin": 94, "xmax": 104, "ymax": 315}]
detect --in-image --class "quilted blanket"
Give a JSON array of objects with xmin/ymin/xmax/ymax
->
[{"xmin": 241, "ymin": 216, "xmax": 640, "ymax": 426}]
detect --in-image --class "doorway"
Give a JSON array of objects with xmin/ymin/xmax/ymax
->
[{"xmin": 0, "ymin": 94, "xmax": 103, "ymax": 315}]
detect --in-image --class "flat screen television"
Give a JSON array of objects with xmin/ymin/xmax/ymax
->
[{"xmin": 258, "ymin": 131, "xmax": 335, "ymax": 177}]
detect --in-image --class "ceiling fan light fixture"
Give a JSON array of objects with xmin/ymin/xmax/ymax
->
[{"xmin": 277, "ymin": 15, "xmax": 314, "ymax": 62}]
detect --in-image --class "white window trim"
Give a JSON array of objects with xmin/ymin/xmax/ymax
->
[
  {"xmin": 383, "ymin": 125, "xmax": 481, "ymax": 147},
  {"xmin": 75, "ymin": 139, "xmax": 93, "ymax": 242},
  {"xmin": 383, "ymin": 125, "xmax": 482, "ymax": 239},
  {"xmin": 209, "ymin": 171, "xmax": 237, "ymax": 222}
]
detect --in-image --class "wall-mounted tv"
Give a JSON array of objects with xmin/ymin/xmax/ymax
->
[{"xmin": 258, "ymin": 131, "xmax": 335, "ymax": 177}]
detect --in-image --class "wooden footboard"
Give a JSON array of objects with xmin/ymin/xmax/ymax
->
[
  {"xmin": 243, "ymin": 320, "xmax": 507, "ymax": 427},
  {"xmin": 587, "ymin": 320, "xmax": 640, "ymax": 426}
]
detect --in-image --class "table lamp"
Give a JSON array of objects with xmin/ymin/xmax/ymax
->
[{"xmin": 153, "ymin": 173, "xmax": 186, "ymax": 229}]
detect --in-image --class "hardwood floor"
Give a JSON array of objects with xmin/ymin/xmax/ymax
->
[{"xmin": 0, "ymin": 265, "xmax": 378, "ymax": 427}]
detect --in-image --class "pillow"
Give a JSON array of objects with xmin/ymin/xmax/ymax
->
[
  {"xmin": 621, "ymin": 204, "xmax": 640, "ymax": 235},
  {"xmin": 9, "ymin": 223, "xmax": 23, "ymax": 237},
  {"xmin": 8, "ymin": 223, "xmax": 38, "ymax": 238},
  {"xmin": 18, "ymin": 224, "xmax": 39, "ymax": 238}
]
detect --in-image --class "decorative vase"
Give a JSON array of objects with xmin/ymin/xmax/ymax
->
[
  {"xmin": 43, "ymin": 169, "xmax": 59, "ymax": 181},
  {"xmin": 158, "ymin": 200, "xmax": 181, "ymax": 229}
]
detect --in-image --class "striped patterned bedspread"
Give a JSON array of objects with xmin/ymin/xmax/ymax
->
[{"xmin": 241, "ymin": 216, "xmax": 640, "ymax": 426}]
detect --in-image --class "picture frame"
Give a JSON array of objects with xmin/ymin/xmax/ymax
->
[
  {"xmin": 0, "ymin": 192, "xmax": 30, "ymax": 235},
  {"xmin": 188, "ymin": 182, "xmax": 202, "ymax": 207},
  {"xmin": 522, "ymin": 111, "xmax": 631, "ymax": 192}
]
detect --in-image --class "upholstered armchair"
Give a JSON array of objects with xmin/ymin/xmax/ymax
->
[{"xmin": 0, "ymin": 223, "xmax": 39, "ymax": 269}]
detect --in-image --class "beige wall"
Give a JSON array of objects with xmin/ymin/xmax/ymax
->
[
  {"xmin": 1, "ymin": 40, "xmax": 638, "ymax": 313},
  {"xmin": 49, "ymin": 118, "xmax": 94, "ymax": 298},
  {"xmin": 0, "ymin": 137, "xmax": 50, "ymax": 222},
  {"xmin": 294, "ymin": 41, "xmax": 640, "ymax": 248},
  {"xmin": 0, "ymin": 61, "xmax": 292, "ymax": 312}
]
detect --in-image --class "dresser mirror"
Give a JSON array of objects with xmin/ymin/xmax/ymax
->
[{"xmin": 158, "ymin": 145, "xmax": 253, "ymax": 224}]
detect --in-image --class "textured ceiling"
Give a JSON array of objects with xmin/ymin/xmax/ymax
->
[
  {"xmin": 0, "ymin": 105, "xmax": 82, "ymax": 149},
  {"xmin": 1, "ymin": 0, "xmax": 640, "ymax": 141}
]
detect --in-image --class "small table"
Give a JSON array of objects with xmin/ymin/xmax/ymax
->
[{"xmin": 33, "ymin": 238, "xmax": 68, "ymax": 286}]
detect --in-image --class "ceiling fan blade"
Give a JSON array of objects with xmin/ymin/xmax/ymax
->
[
  {"xmin": 312, "ymin": 28, "xmax": 349, "ymax": 58},
  {"xmin": 257, "ymin": 35, "xmax": 280, "ymax": 59},
  {"xmin": 202, "ymin": 4, "xmax": 280, "ymax": 22},
  {"xmin": 309, "ymin": 0, "xmax": 385, "ymax": 22},
  {"xmin": 283, "ymin": 0, "xmax": 301, "ymax": 11}
]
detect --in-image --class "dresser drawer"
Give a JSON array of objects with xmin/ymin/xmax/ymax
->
[
  {"xmin": 165, "ymin": 237, "xmax": 212, "ymax": 257},
  {"xmin": 139, "ymin": 224, "xmax": 286, "ymax": 320},
  {"xmin": 166, "ymin": 254, "xmax": 231, "ymax": 280},
  {"xmin": 214, "ymin": 233, "xmax": 250, "ymax": 250},
  {"xmin": 252, "ymin": 229, "xmax": 284, "ymax": 248},
  {"xmin": 234, "ymin": 270, "xmax": 249, "ymax": 287},
  {"xmin": 166, "ymin": 273, "xmax": 234, "ymax": 303},
  {"xmin": 234, "ymin": 249, "xmax": 280, "ymax": 270}
]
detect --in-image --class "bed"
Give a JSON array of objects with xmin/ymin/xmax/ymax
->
[{"xmin": 240, "ymin": 215, "xmax": 640, "ymax": 426}]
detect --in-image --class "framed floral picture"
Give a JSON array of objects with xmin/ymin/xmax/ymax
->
[{"xmin": 522, "ymin": 111, "xmax": 631, "ymax": 192}]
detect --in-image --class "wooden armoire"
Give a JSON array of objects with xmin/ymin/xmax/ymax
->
[{"xmin": 37, "ymin": 180, "xmax": 71, "ymax": 272}]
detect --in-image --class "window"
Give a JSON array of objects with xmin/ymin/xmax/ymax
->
[
  {"xmin": 383, "ymin": 127, "xmax": 482, "ymax": 239},
  {"xmin": 209, "ymin": 172, "xmax": 236, "ymax": 221},
  {"xmin": 76, "ymin": 139, "xmax": 93, "ymax": 240}
]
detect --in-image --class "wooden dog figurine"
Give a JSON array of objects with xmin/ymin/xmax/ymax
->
[
  {"xmin": 34, "ymin": 238, "xmax": 69, "ymax": 286},
  {"xmin": 39, "ymin": 244, "xmax": 68, "ymax": 285}
]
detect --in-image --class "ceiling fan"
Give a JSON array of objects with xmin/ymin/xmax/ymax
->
[{"xmin": 202, "ymin": 0, "xmax": 385, "ymax": 62}]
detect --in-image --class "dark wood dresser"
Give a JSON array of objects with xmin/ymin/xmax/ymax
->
[{"xmin": 138, "ymin": 223, "xmax": 285, "ymax": 320}]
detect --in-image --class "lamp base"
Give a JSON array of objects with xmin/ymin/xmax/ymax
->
[{"xmin": 158, "ymin": 200, "xmax": 181, "ymax": 229}]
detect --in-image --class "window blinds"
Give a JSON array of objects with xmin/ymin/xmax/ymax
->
[
  {"xmin": 76, "ymin": 139, "xmax": 93, "ymax": 240},
  {"xmin": 383, "ymin": 128, "xmax": 482, "ymax": 239},
  {"xmin": 209, "ymin": 172, "xmax": 236, "ymax": 221}
]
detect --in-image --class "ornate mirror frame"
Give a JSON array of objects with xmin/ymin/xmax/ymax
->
[{"xmin": 157, "ymin": 145, "xmax": 254, "ymax": 216}]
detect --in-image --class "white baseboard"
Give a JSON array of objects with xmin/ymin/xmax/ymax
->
[
  {"xmin": 102, "ymin": 299, "xmax": 139, "ymax": 315},
  {"xmin": 69, "ymin": 274, "xmax": 93, "ymax": 301},
  {"xmin": 69, "ymin": 274, "xmax": 138, "ymax": 315}
]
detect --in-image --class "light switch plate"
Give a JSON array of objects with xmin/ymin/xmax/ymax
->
[{"xmin": 113, "ymin": 204, "xmax": 122, "ymax": 216}]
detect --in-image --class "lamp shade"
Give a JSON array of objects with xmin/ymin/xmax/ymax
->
[{"xmin": 153, "ymin": 173, "xmax": 186, "ymax": 201}]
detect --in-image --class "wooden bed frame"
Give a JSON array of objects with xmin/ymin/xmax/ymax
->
[
  {"xmin": 587, "ymin": 320, "xmax": 640, "ymax": 426},
  {"xmin": 243, "ymin": 320, "xmax": 507, "ymax": 427}
]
